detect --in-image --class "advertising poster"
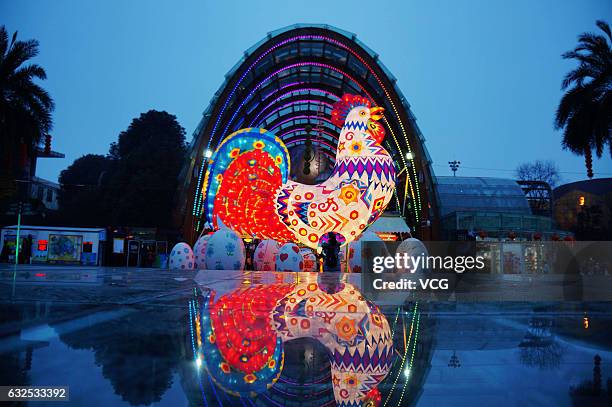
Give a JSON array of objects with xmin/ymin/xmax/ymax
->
[{"xmin": 47, "ymin": 234, "xmax": 83, "ymax": 263}]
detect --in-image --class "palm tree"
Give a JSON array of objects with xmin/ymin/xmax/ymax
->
[
  {"xmin": 0, "ymin": 25, "xmax": 54, "ymax": 186},
  {"xmin": 555, "ymin": 20, "xmax": 612, "ymax": 178}
]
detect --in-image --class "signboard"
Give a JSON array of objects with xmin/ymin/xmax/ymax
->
[{"xmin": 47, "ymin": 234, "xmax": 83, "ymax": 263}]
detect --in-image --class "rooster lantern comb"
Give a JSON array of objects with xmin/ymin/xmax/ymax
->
[
  {"xmin": 202, "ymin": 93, "xmax": 396, "ymax": 249},
  {"xmin": 331, "ymin": 94, "xmax": 386, "ymax": 143}
]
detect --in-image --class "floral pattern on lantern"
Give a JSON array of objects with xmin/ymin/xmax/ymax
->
[{"xmin": 204, "ymin": 228, "xmax": 246, "ymax": 270}]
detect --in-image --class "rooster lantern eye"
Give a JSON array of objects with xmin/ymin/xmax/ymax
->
[{"xmin": 359, "ymin": 110, "xmax": 367, "ymax": 117}]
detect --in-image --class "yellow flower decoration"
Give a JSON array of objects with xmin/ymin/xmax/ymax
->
[
  {"xmin": 349, "ymin": 141, "xmax": 362, "ymax": 154},
  {"xmin": 338, "ymin": 184, "xmax": 359, "ymax": 205},
  {"xmin": 253, "ymin": 140, "xmax": 265, "ymax": 149}
]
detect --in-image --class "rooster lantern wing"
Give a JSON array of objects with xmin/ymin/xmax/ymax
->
[{"xmin": 202, "ymin": 94, "xmax": 396, "ymax": 249}]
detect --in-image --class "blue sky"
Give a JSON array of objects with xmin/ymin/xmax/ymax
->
[{"xmin": 3, "ymin": 0, "xmax": 611, "ymax": 184}]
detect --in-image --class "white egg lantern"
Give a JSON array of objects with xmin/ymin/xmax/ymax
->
[
  {"xmin": 204, "ymin": 228, "xmax": 246, "ymax": 270},
  {"xmin": 275, "ymin": 243, "xmax": 304, "ymax": 272},
  {"xmin": 396, "ymin": 237, "xmax": 429, "ymax": 273},
  {"xmin": 193, "ymin": 234, "xmax": 211, "ymax": 269},
  {"xmin": 300, "ymin": 248, "xmax": 318, "ymax": 272},
  {"xmin": 253, "ymin": 239, "xmax": 280, "ymax": 271},
  {"xmin": 169, "ymin": 242, "xmax": 195, "ymax": 270}
]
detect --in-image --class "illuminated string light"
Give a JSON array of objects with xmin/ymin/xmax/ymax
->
[{"xmin": 397, "ymin": 311, "xmax": 420, "ymax": 406}]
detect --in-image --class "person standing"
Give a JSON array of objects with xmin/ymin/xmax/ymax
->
[{"xmin": 321, "ymin": 232, "xmax": 341, "ymax": 272}]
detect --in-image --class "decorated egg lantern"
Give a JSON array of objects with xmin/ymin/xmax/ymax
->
[
  {"xmin": 204, "ymin": 228, "xmax": 246, "ymax": 270},
  {"xmin": 253, "ymin": 239, "xmax": 280, "ymax": 271},
  {"xmin": 300, "ymin": 248, "xmax": 318, "ymax": 272},
  {"xmin": 193, "ymin": 234, "xmax": 211, "ymax": 269},
  {"xmin": 169, "ymin": 242, "xmax": 195, "ymax": 270},
  {"xmin": 275, "ymin": 243, "xmax": 303, "ymax": 272}
]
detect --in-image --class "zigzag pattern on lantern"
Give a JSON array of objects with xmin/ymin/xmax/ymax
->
[
  {"xmin": 332, "ymin": 157, "xmax": 396, "ymax": 182},
  {"xmin": 331, "ymin": 345, "xmax": 395, "ymax": 373},
  {"xmin": 343, "ymin": 120, "xmax": 368, "ymax": 131}
]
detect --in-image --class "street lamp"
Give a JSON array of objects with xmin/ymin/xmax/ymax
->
[{"xmin": 448, "ymin": 160, "xmax": 460, "ymax": 176}]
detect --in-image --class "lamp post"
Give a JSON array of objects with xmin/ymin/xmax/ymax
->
[
  {"xmin": 448, "ymin": 350, "xmax": 461, "ymax": 368},
  {"xmin": 448, "ymin": 160, "xmax": 460, "ymax": 176}
]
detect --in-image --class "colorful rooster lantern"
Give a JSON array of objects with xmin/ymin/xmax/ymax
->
[
  {"xmin": 275, "ymin": 242, "xmax": 303, "ymax": 272},
  {"xmin": 193, "ymin": 234, "xmax": 211, "ymax": 269},
  {"xmin": 253, "ymin": 239, "xmax": 281, "ymax": 271},
  {"xmin": 299, "ymin": 247, "xmax": 318, "ymax": 272},
  {"xmin": 169, "ymin": 242, "xmax": 195, "ymax": 270},
  {"xmin": 204, "ymin": 228, "xmax": 246, "ymax": 270},
  {"xmin": 202, "ymin": 94, "xmax": 396, "ymax": 250}
]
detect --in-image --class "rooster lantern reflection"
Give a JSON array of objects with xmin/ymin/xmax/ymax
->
[
  {"xmin": 202, "ymin": 94, "xmax": 396, "ymax": 249},
  {"xmin": 189, "ymin": 281, "xmax": 393, "ymax": 406}
]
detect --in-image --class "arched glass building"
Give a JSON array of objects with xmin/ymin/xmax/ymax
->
[{"xmin": 176, "ymin": 24, "xmax": 438, "ymax": 242}]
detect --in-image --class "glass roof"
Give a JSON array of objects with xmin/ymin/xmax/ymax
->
[{"xmin": 436, "ymin": 176, "xmax": 531, "ymax": 217}]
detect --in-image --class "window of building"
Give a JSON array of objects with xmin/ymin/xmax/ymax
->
[{"xmin": 46, "ymin": 189, "xmax": 53, "ymax": 202}]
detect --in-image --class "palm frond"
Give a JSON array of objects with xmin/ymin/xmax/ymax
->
[
  {"xmin": 596, "ymin": 20, "xmax": 612, "ymax": 43},
  {"xmin": 0, "ymin": 26, "xmax": 8, "ymax": 59}
]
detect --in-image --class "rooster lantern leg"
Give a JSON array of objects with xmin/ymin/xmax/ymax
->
[{"xmin": 202, "ymin": 94, "xmax": 396, "ymax": 249}]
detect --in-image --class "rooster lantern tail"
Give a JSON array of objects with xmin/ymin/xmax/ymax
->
[
  {"xmin": 202, "ymin": 94, "xmax": 396, "ymax": 248},
  {"xmin": 202, "ymin": 128, "xmax": 296, "ymax": 241}
]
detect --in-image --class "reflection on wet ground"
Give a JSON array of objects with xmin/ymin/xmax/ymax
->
[{"xmin": 1, "ymin": 265, "xmax": 611, "ymax": 406}]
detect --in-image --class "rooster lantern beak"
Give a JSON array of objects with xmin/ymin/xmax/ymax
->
[{"xmin": 369, "ymin": 106, "xmax": 384, "ymax": 121}]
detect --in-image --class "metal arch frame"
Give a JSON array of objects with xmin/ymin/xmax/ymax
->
[{"xmin": 175, "ymin": 25, "xmax": 439, "ymax": 242}]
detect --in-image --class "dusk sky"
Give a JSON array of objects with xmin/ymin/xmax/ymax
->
[{"xmin": 3, "ymin": 0, "xmax": 611, "ymax": 184}]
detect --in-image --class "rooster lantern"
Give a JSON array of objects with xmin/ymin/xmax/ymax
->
[{"xmin": 203, "ymin": 94, "xmax": 396, "ymax": 249}]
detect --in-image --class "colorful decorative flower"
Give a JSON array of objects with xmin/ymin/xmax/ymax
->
[
  {"xmin": 339, "ymin": 183, "xmax": 360, "ymax": 205},
  {"xmin": 230, "ymin": 148, "xmax": 241, "ymax": 158},
  {"xmin": 335, "ymin": 316, "xmax": 357, "ymax": 342},
  {"xmin": 349, "ymin": 141, "xmax": 363, "ymax": 154}
]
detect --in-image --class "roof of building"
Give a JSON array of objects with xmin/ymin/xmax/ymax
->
[
  {"xmin": 367, "ymin": 214, "xmax": 411, "ymax": 233},
  {"xmin": 31, "ymin": 176, "xmax": 60, "ymax": 189},
  {"xmin": 553, "ymin": 178, "xmax": 612, "ymax": 198},
  {"xmin": 435, "ymin": 176, "xmax": 531, "ymax": 217}
]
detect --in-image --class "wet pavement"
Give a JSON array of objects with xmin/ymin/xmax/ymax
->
[{"xmin": 1, "ymin": 265, "xmax": 611, "ymax": 406}]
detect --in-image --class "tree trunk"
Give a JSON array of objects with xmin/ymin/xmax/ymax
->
[{"xmin": 585, "ymin": 147, "xmax": 594, "ymax": 178}]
